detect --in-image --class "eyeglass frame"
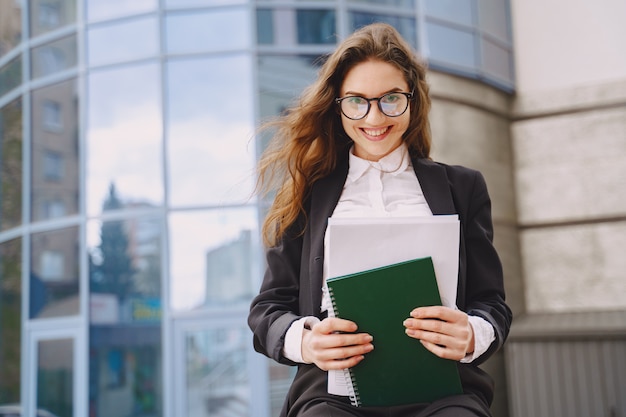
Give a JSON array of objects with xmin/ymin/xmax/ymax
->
[{"xmin": 334, "ymin": 91, "xmax": 414, "ymax": 120}]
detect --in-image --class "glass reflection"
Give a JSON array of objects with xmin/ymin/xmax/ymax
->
[
  {"xmin": 86, "ymin": 63, "xmax": 163, "ymax": 215},
  {"xmin": 296, "ymin": 9, "xmax": 336, "ymax": 44},
  {"xmin": 478, "ymin": 0, "xmax": 510, "ymax": 40},
  {"xmin": 185, "ymin": 325, "xmax": 250, "ymax": 417},
  {"xmin": 348, "ymin": 0, "xmax": 414, "ymax": 7},
  {"xmin": 31, "ymin": 79, "xmax": 79, "ymax": 222},
  {"xmin": 165, "ymin": 8, "xmax": 250, "ymax": 54},
  {"xmin": 0, "ymin": 0, "xmax": 22, "ymax": 58},
  {"xmin": 166, "ymin": 0, "xmax": 246, "ymax": 7},
  {"xmin": 257, "ymin": 55, "xmax": 320, "ymax": 151},
  {"xmin": 0, "ymin": 98, "xmax": 22, "ymax": 232},
  {"xmin": 482, "ymin": 39, "xmax": 512, "ymax": 82},
  {"xmin": 30, "ymin": 227, "xmax": 80, "ymax": 318},
  {"xmin": 37, "ymin": 338, "xmax": 73, "ymax": 417},
  {"xmin": 88, "ymin": 16, "xmax": 158, "ymax": 67},
  {"xmin": 0, "ymin": 57, "xmax": 22, "ymax": 97},
  {"xmin": 87, "ymin": 0, "xmax": 157, "ymax": 22},
  {"xmin": 0, "ymin": 237, "xmax": 21, "ymax": 404},
  {"xmin": 29, "ymin": 0, "xmax": 77, "ymax": 38},
  {"xmin": 426, "ymin": 22, "xmax": 477, "ymax": 69},
  {"xmin": 31, "ymin": 35, "xmax": 77, "ymax": 79},
  {"xmin": 88, "ymin": 214, "xmax": 162, "ymax": 417},
  {"xmin": 167, "ymin": 55, "xmax": 255, "ymax": 207},
  {"xmin": 424, "ymin": 0, "xmax": 474, "ymax": 26},
  {"xmin": 169, "ymin": 208, "xmax": 259, "ymax": 311},
  {"xmin": 349, "ymin": 12, "xmax": 417, "ymax": 48}
]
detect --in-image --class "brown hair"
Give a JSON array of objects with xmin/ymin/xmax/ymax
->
[{"xmin": 257, "ymin": 23, "xmax": 432, "ymax": 246}]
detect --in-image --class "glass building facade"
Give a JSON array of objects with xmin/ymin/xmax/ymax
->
[{"xmin": 0, "ymin": 1, "xmax": 513, "ymax": 416}]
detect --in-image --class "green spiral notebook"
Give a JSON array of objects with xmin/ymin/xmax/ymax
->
[{"xmin": 326, "ymin": 257, "xmax": 463, "ymax": 407}]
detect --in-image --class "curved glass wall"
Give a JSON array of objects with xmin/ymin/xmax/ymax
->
[{"xmin": 0, "ymin": 0, "xmax": 514, "ymax": 416}]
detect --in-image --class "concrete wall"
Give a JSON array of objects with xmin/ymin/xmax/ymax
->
[
  {"xmin": 428, "ymin": 71, "xmax": 521, "ymax": 417},
  {"xmin": 511, "ymin": 0, "xmax": 626, "ymax": 313}
]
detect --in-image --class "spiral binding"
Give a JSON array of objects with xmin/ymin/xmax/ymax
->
[
  {"xmin": 344, "ymin": 368, "xmax": 362, "ymax": 406},
  {"xmin": 327, "ymin": 285, "xmax": 362, "ymax": 406}
]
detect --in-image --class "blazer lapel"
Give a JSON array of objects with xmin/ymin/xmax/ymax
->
[
  {"xmin": 307, "ymin": 156, "xmax": 349, "ymax": 311},
  {"xmin": 412, "ymin": 158, "xmax": 457, "ymax": 215}
]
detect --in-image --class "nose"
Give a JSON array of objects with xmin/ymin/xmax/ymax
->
[{"xmin": 365, "ymin": 100, "xmax": 386, "ymax": 124}]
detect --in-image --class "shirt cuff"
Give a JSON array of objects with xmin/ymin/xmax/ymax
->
[
  {"xmin": 282, "ymin": 316, "xmax": 321, "ymax": 363},
  {"xmin": 460, "ymin": 315, "xmax": 496, "ymax": 363}
]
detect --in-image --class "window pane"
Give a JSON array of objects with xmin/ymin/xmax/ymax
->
[
  {"xmin": 0, "ymin": 0, "xmax": 22, "ymax": 59},
  {"xmin": 37, "ymin": 338, "xmax": 73, "ymax": 417},
  {"xmin": 348, "ymin": 0, "xmax": 415, "ymax": 9},
  {"xmin": 86, "ymin": 63, "xmax": 163, "ymax": 215},
  {"xmin": 30, "ymin": 0, "xmax": 77, "ymax": 38},
  {"xmin": 88, "ymin": 216, "xmax": 162, "ymax": 416},
  {"xmin": 31, "ymin": 35, "xmax": 77, "ymax": 79},
  {"xmin": 348, "ymin": 0, "xmax": 414, "ymax": 7},
  {"xmin": 482, "ymin": 38, "xmax": 513, "ymax": 83},
  {"xmin": 185, "ymin": 325, "xmax": 250, "ymax": 416},
  {"xmin": 478, "ymin": 0, "xmax": 510, "ymax": 40},
  {"xmin": 87, "ymin": 0, "xmax": 157, "ymax": 22},
  {"xmin": 166, "ymin": 55, "xmax": 255, "ymax": 207},
  {"xmin": 169, "ymin": 208, "xmax": 259, "ymax": 311},
  {"xmin": 31, "ymin": 79, "xmax": 80, "ymax": 222},
  {"xmin": 426, "ymin": 22, "xmax": 477, "ymax": 69},
  {"xmin": 256, "ymin": 9, "xmax": 274, "ymax": 44},
  {"xmin": 349, "ymin": 12, "xmax": 417, "ymax": 48},
  {"xmin": 165, "ymin": 8, "xmax": 250, "ymax": 54},
  {"xmin": 257, "ymin": 54, "xmax": 320, "ymax": 151},
  {"xmin": 296, "ymin": 9, "xmax": 336, "ymax": 44},
  {"xmin": 0, "ymin": 56, "xmax": 22, "ymax": 97},
  {"xmin": 424, "ymin": 0, "xmax": 474, "ymax": 26},
  {"xmin": 30, "ymin": 227, "xmax": 80, "ymax": 318},
  {"xmin": 0, "ymin": 237, "xmax": 21, "ymax": 404},
  {"xmin": 269, "ymin": 361, "xmax": 295, "ymax": 416},
  {"xmin": 0, "ymin": 98, "xmax": 22, "ymax": 231},
  {"xmin": 165, "ymin": 0, "xmax": 246, "ymax": 7},
  {"xmin": 88, "ymin": 16, "xmax": 159, "ymax": 67}
]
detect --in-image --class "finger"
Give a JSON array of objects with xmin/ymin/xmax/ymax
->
[
  {"xmin": 315, "ymin": 317, "xmax": 359, "ymax": 334},
  {"xmin": 410, "ymin": 305, "xmax": 459, "ymax": 321},
  {"xmin": 316, "ymin": 342, "xmax": 374, "ymax": 363},
  {"xmin": 318, "ymin": 354, "xmax": 366, "ymax": 371},
  {"xmin": 420, "ymin": 340, "xmax": 465, "ymax": 361}
]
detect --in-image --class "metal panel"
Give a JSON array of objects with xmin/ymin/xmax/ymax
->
[{"xmin": 506, "ymin": 311, "xmax": 626, "ymax": 417}]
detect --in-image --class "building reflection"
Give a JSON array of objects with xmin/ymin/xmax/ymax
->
[{"xmin": 88, "ymin": 185, "xmax": 162, "ymax": 417}]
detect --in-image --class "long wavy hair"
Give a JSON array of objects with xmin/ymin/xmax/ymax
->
[{"xmin": 257, "ymin": 23, "xmax": 432, "ymax": 247}]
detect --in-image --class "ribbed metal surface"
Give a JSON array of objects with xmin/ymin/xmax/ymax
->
[{"xmin": 506, "ymin": 311, "xmax": 626, "ymax": 417}]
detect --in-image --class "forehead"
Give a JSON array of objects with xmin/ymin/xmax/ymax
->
[{"xmin": 340, "ymin": 60, "xmax": 408, "ymax": 95}]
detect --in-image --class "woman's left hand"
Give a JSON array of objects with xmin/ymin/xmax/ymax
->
[{"xmin": 403, "ymin": 306, "xmax": 475, "ymax": 361}]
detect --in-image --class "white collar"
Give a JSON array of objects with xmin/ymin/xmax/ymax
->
[{"xmin": 347, "ymin": 143, "xmax": 410, "ymax": 183}]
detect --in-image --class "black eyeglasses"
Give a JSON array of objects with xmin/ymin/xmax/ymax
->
[{"xmin": 335, "ymin": 91, "xmax": 413, "ymax": 120}]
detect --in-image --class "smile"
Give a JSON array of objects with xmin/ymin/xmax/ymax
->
[{"xmin": 362, "ymin": 127, "xmax": 390, "ymax": 137}]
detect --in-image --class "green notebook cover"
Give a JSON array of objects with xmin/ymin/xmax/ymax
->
[{"xmin": 326, "ymin": 257, "xmax": 463, "ymax": 407}]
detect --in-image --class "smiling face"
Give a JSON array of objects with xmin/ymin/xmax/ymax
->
[{"xmin": 339, "ymin": 59, "xmax": 411, "ymax": 161}]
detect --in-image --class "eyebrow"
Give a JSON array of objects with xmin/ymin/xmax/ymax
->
[{"xmin": 342, "ymin": 87, "xmax": 405, "ymax": 97}]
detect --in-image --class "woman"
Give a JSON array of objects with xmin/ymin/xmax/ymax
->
[{"xmin": 248, "ymin": 23, "xmax": 512, "ymax": 417}]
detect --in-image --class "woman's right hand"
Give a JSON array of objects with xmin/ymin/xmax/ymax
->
[{"xmin": 301, "ymin": 317, "xmax": 374, "ymax": 370}]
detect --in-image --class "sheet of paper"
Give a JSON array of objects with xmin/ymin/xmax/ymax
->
[
  {"xmin": 325, "ymin": 215, "xmax": 460, "ymax": 396},
  {"xmin": 327, "ymin": 215, "xmax": 459, "ymax": 308}
]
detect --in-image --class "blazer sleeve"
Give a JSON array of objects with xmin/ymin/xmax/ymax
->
[
  {"xmin": 248, "ymin": 214, "xmax": 306, "ymax": 365},
  {"xmin": 447, "ymin": 165, "xmax": 513, "ymax": 366}
]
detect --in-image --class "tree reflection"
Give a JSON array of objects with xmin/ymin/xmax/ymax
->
[{"xmin": 90, "ymin": 183, "xmax": 136, "ymax": 298}]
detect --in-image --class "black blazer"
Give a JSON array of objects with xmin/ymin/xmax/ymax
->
[{"xmin": 248, "ymin": 153, "xmax": 512, "ymax": 407}]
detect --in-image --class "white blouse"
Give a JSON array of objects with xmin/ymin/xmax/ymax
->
[{"xmin": 283, "ymin": 144, "xmax": 495, "ymax": 369}]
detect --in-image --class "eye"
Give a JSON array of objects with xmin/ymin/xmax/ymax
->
[
  {"xmin": 381, "ymin": 93, "xmax": 401, "ymax": 103},
  {"xmin": 345, "ymin": 96, "xmax": 367, "ymax": 105}
]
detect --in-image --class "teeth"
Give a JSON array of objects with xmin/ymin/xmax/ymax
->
[{"xmin": 363, "ymin": 127, "xmax": 389, "ymax": 137}]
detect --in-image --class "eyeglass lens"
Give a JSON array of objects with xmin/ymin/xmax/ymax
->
[{"xmin": 339, "ymin": 92, "xmax": 410, "ymax": 120}]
